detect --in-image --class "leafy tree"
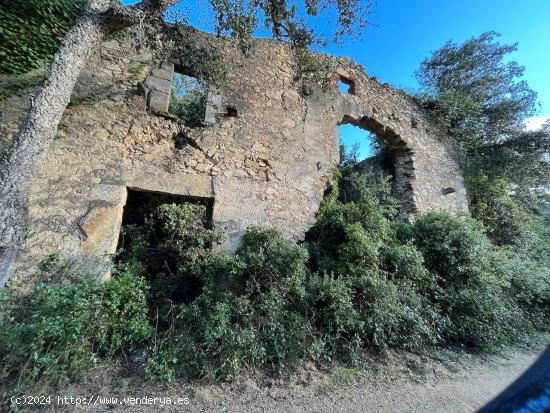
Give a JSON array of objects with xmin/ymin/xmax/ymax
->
[
  {"xmin": 0, "ymin": 0, "xmax": 376, "ymax": 287},
  {"xmin": 416, "ymin": 32, "xmax": 537, "ymax": 147},
  {"xmin": 416, "ymin": 32, "xmax": 550, "ymax": 244}
]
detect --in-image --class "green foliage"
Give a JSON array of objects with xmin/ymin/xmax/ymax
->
[
  {"xmin": 293, "ymin": 48, "xmax": 331, "ymax": 94},
  {"xmin": 128, "ymin": 63, "xmax": 148, "ymax": 83},
  {"xmin": 416, "ymin": 32, "xmax": 537, "ymax": 146},
  {"xmin": 0, "ymin": 263, "xmax": 151, "ymax": 393},
  {"xmin": 415, "ymin": 32, "xmax": 549, "ymax": 246},
  {"xmin": 0, "ymin": 0, "xmax": 84, "ymax": 74},
  {"xmin": 410, "ymin": 212, "xmax": 521, "ymax": 348},
  {"xmin": 67, "ymin": 91, "xmax": 110, "ymax": 107},
  {"xmin": 163, "ymin": 0, "xmax": 374, "ymax": 98},
  {"xmin": 466, "ymin": 174, "xmax": 530, "ymax": 245},
  {"xmin": 168, "ymin": 85, "xmax": 207, "ymax": 128},
  {"xmin": 498, "ymin": 249, "xmax": 550, "ymax": 330},
  {"xmin": 0, "ymin": 72, "xmax": 44, "ymax": 101},
  {"xmin": 162, "ymin": 24, "xmax": 227, "ymax": 89},
  {"xmin": 119, "ymin": 201, "xmax": 221, "ymax": 322},
  {"xmin": 307, "ymin": 159, "xmax": 398, "ymax": 275},
  {"xmin": 204, "ymin": 0, "xmax": 374, "ymax": 52},
  {"xmin": 142, "ymin": 224, "xmax": 314, "ymax": 381},
  {"xmin": 2, "ymin": 157, "xmax": 547, "ymax": 389}
]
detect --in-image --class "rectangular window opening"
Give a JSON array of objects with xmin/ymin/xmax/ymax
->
[
  {"xmin": 338, "ymin": 77, "xmax": 356, "ymax": 95},
  {"xmin": 168, "ymin": 70, "xmax": 207, "ymax": 128}
]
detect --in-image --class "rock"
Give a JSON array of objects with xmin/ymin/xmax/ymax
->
[
  {"xmin": 92, "ymin": 129, "xmax": 110, "ymax": 140},
  {"xmin": 194, "ymin": 162, "xmax": 210, "ymax": 173},
  {"xmin": 80, "ymin": 201, "xmax": 124, "ymax": 255}
]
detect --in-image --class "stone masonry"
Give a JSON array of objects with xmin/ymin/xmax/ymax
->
[{"xmin": 0, "ymin": 29, "xmax": 467, "ymax": 288}]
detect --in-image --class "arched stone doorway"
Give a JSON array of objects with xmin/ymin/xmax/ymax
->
[{"xmin": 339, "ymin": 114, "xmax": 417, "ymax": 218}]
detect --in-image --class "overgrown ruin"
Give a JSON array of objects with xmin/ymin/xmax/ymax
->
[{"xmin": 0, "ymin": 29, "xmax": 468, "ymax": 287}]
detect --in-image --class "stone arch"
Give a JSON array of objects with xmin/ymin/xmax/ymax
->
[{"xmin": 338, "ymin": 113, "xmax": 417, "ymax": 218}]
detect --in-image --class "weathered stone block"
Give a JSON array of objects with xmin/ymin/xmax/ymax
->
[
  {"xmin": 144, "ymin": 76, "xmax": 172, "ymax": 94},
  {"xmin": 151, "ymin": 61, "xmax": 174, "ymax": 81},
  {"xmin": 80, "ymin": 203, "xmax": 124, "ymax": 256},
  {"xmin": 148, "ymin": 91, "xmax": 170, "ymax": 113},
  {"xmin": 205, "ymin": 91, "xmax": 222, "ymax": 125}
]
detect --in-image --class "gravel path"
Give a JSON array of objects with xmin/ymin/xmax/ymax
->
[{"xmin": 56, "ymin": 347, "xmax": 544, "ymax": 413}]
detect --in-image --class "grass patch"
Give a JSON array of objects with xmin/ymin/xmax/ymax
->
[{"xmin": 67, "ymin": 92, "xmax": 109, "ymax": 108}]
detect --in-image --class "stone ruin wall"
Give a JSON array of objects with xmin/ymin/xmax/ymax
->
[{"xmin": 0, "ymin": 30, "xmax": 467, "ymax": 289}]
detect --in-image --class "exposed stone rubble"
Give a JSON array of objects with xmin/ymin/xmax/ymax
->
[{"xmin": 0, "ymin": 29, "xmax": 467, "ymax": 288}]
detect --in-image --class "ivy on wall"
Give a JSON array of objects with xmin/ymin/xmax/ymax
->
[{"xmin": 0, "ymin": 0, "xmax": 84, "ymax": 74}]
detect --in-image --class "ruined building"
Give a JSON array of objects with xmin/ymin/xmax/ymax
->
[{"xmin": 0, "ymin": 30, "xmax": 467, "ymax": 287}]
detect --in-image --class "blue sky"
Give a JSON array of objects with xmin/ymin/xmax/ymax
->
[
  {"xmin": 319, "ymin": 0, "xmax": 550, "ymax": 158},
  {"xmin": 130, "ymin": 0, "xmax": 550, "ymax": 159}
]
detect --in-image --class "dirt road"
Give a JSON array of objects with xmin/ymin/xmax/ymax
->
[{"xmin": 59, "ymin": 347, "xmax": 544, "ymax": 413}]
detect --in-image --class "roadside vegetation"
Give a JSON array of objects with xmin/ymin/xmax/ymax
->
[
  {"xmin": 1, "ymin": 152, "xmax": 548, "ymax": 394},
  {"xmin": 1, "ymin": 26, "xmax": 548, "ymax": 403},
  {"xmin": 415, "ymin": 32, "xmax": 549, "ymax": 249}
]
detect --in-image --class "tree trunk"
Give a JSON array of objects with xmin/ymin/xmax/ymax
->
[{"xmin": 0, "ymin": 3, "xmax": 110, "ymax": 287}]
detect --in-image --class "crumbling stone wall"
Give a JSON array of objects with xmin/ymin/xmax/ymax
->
[{"xmin": 0, "ymin": 29, "xmax": 467, "ymax": 288}]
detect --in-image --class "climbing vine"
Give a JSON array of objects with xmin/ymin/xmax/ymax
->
[{"xmin": 0, "ymin": 0, "xmax": 84, "ymax": 74}]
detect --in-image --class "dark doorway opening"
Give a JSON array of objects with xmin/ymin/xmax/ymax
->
[
  {"xmin": 119, "ymin": 189, "xmax": 213, "ymax": 230},
  {"xmin": 116, "ymin": 189, "xmax": 214, "ymax": 318}
]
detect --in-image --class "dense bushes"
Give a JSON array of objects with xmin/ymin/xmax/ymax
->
[
  {"xmin": 1, "ymin": 168, "xmax": 548, "ymax": 393},
  {"xmin": 410, "ymin": 213, "xmax": 524, "ymax": 348},
  {"xmin": 134, "ymin": 173, "xmax": 546, "ymax": 384},
  {"xmin": 0, "ymin": 263, "xmax": 150, "ymax": 391}
]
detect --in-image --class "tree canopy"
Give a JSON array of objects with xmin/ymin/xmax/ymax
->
[
  {"xmin": 416, "ymin": 32, "xmax": 538, "ymax": 149},
  {"xmin": 416, "ymin": 32, "xmax": 549, "ymax": 245},
  {"xmin": 0, "ymin": 0, "xmax": 374, "ymax": 74}
]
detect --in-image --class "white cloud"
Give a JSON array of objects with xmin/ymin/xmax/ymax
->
[{"xmin": 523, "ymin": 115, "xmax": 550, "ymax": 131}]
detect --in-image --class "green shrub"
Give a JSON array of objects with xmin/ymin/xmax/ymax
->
[
  {"xmin": 381, "ymin": 242, "xmax": 437, "ymax": 295},
  {"xmin": 119, "ymin": 202, "xmax": 222, "ymax": 319},
  {"xmin": 412, "ymin": 212, "xmax": 494, "ymax": 286},
  {"xmin": 3, "ymin": 167, "xmax": 548, "ymax": 390},
  {"xmin": 498, "ymin": 249, "xmax": 550, "ymax": 330},
  {"xmin": 238, "ymin": 226, "xmax": 309, "ymax": 291},
  {"xmin": 467, "ymin": 174, "xmax": 530, "ymax": 245},
  {"xmin": 306, "ymin": 170, "xmax": 445, "ymax": 354},
  {"xmin": 0, "ymin": 263, "xmax": 151, "ymax": 392},
  {"xmin": 411, "ymin": 212, "xmax": 531, "ymax": 349},
  {"xmin": 351, "ymin": 274, "xmax": 443, "ymax": 349},
  {"xmin": 144, "ymin": 225, "xmax": 315, "ymax": 382},
  {"xmin": 307, "ymin": 171, "xmax": 396, "ymax": 275}
]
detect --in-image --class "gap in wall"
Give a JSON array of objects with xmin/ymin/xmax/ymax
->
[
  {"xmin": 116, "ymin": 189, "xmax": 215, "ymax": 307},
  {"xmin": 338, "ymin": 121, "xmax": 397, "ymax": 198},
  {"xmin": 168, "ymin": 71, "xmax": 207, "ymax": 127},
  {"xmin": 338, "ymin": 79, "xmax": 352, "ymax": 93}
]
